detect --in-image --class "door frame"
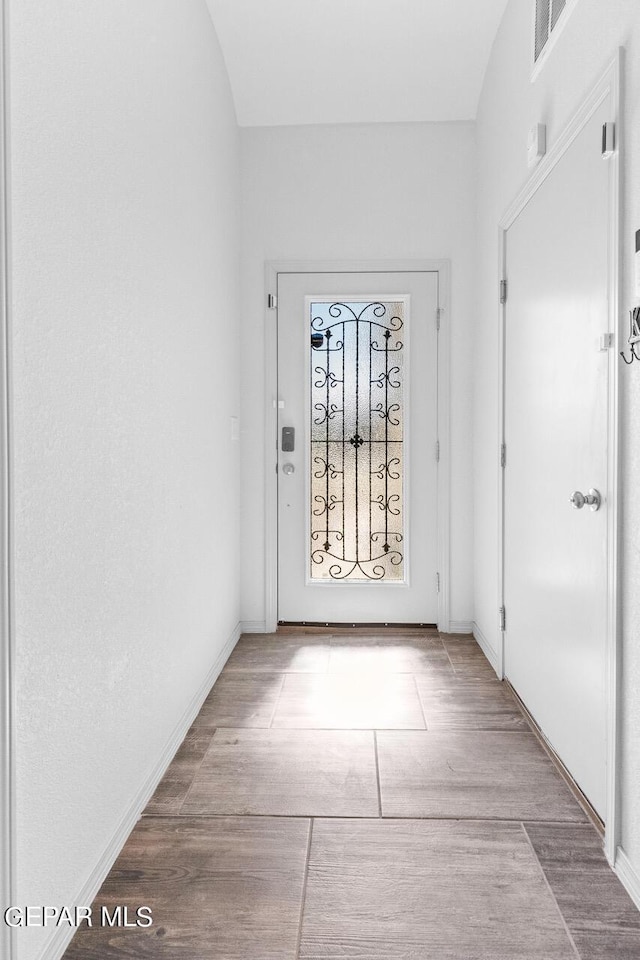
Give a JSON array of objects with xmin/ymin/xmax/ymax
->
[
  {"xmin": 497, "ymin": 53, "xmax": 621, "ymax": 862},
  {"xmin": 264, "ymin": 259, "xmax": 451, "ymax": 633},
  {"xmin": 0, "ymin": 0, "xmax": 15, "ymax": 955}
]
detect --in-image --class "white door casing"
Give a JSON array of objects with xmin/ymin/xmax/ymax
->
[
  {"xmin": 264, "ymin": 262, "xmax": 451, "ymax": 629},
  {"xmin": 0, "ymin": 1, "xmax": 14, "ymax": 956},
  {"xmin": 500, "ymin": 58, "xmax": 620, "ymax": 834}
]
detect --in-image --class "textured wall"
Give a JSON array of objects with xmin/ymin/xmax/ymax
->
[
  {"xmin": 474, "ymin": 0, "xmax": 640, "ymax": 878},
  {"xmin": 240, "ymin": 121, "xmax": 477, "ymax": 628},
  {"xmin": 9, "ymin": 3, "xmax": 241, "ymax": 958}
]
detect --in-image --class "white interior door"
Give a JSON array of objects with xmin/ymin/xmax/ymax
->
[
  {"xmin": 277, "ymin": 271, "xmax": 439, "ymax": 624},
  {"xmin": 503, "ymin": 97, "xmax": 613, "ymax": 818}
]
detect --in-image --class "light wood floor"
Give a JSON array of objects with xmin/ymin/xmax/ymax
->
[{"xmin": 63, "ymin": 631, "xmax": 640, "ymax": 959}]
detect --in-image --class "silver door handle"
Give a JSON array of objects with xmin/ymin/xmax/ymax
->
[
  {"xmin": 282, "ymin": 463, "xmax": 295, "ymax": 475},
  {"xmin": 569, "ymin": 488, "xmax": 601, "ymax": 511}
]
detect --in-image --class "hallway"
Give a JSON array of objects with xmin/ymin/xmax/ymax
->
[{"xmin": 62, "ymin": 631, "xmax": 640, "ymax": 959}]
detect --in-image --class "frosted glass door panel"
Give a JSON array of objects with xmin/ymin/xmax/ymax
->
[{"xmin": 310, "ymin": 300, "xmax": 405, "ymax": 581}]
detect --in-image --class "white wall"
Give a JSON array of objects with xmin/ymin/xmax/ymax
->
[
  {"xmin": 474, "ymin": 0, "xmax": 640, "ymax": 882},
  {"xmin": 9, "ymin": 3, "xmax": 240, "ymax": 958},
  {"xmin": 240, "ymin": 121, "xmax": 476, "ymax": 629}
]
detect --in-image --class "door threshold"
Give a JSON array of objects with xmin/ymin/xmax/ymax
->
[
  {"xmin": 505, "ymin": 679, "xmax": 604, "ymax": 836},
  {"xmin": 278, "ymin": 621, "xmax": 437, "ymax": 631}
]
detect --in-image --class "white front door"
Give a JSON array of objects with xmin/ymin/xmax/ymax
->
[
  {"xmin": 277, "ymin": 271, "xmax": 439, "ymax": 624},
  {"xmin": 503, "ymin": 95, "xmax": 614, "ymax": 817}
]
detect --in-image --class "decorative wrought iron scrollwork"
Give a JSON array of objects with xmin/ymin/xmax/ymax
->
[
  {"xmin": 313, "ymin": 456, "xmax": 343, "ymax": 480},
  {"xmin": 313, "ymin": 367, "xmax": 343, "ymax": 389},
  {"xmin": 309, "ymin": 300, "xmax": 405, "ymax": 581},
  {"xmin": 372, "ymin": 458, "xmax": 401, "ymax": 480},
  {"xmin": 313, "ymin": 402, "xmax": 342, "ymax": 425}
]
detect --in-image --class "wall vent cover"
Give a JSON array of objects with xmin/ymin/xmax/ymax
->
[{"xmin": 535, "ymin": 0, "xmax": 568, "ymax": 63}]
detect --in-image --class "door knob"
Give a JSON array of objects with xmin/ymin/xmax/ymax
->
[
  {"xmin": 282, "ymin": 463, "xmax": 295, "ymax": 475},
  {"xmin": 569, "ymin": 488, "xmax": 601, "ymax": 512}
]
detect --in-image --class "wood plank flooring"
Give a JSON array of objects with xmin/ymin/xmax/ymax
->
[
  {"xmin": 414, "ymin": 673, "xmax": 529, "ymax": 729},
  {"xmin": 376, "ymin": 729, "xmax": 587, "ymax": 820},
  {"xmin": 523, "ymin": 823, "xmax": 640, "ymax": 960},
  {"xmin": 63, "ymin": 816, "xmax": 310, "ymax": 960},
  {"xmin": 300, "ymin": 819, "xmax": 577, "ymax": 959},
  {"xmin": 63, "ymin": 630, "xmax": 640, "ymax": 960},
  {"xmin": 271, "ymin": 672, "xmax": 427, "ymax": 729},
  {"xmin": 181, "ymin": 728, "xmax": 379, "ymax": 817}
]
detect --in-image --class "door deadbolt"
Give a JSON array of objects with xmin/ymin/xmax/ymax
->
[
  {"xmin": 569, "ymin": 488, "xmax": 601, "ymax": 512},
  {"xmin": 282, "ymin": 427, "xmax": 295, "ymax": 452}
]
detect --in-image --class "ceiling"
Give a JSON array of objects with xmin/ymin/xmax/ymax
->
[{"xmin": 205, "ymin": 0, "xmax": 510, "ymax": 127}]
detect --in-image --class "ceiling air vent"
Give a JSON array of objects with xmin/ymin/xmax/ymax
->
[{"xmin": 535, "ymin": 0, "xmax": 568, "ymax": 63}]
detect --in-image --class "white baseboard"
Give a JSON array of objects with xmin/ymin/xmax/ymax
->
[
  {"xmin": 240, "ymin": 619, "xmax": 267, "ymax": 634},
  {"xmin": 448, "ymin": 620, "xmax": 474, "ymax": 635},
  {"xmin": 38, "ymin": 621, "xmax": 241, "ymax": 960},
  {"xmin": 615, "ymin": 847, "xmax": 640, "ymax": 912},
  {"xmin": 472, "ymin": 620, "xmax": 501, "ymax": 678}
]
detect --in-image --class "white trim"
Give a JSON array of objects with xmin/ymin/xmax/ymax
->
[
  {"xmin": 615, "ymin": 848, "xmax": 640, "ymax": 913},
  {"xmin": 498, "ymin": 52, "xmax": 621, "ymax": 858},
  {"xmin": 530, "ymin": 0, "xmax": 580, "ymax": 82},
  {"xmin": 603, "ymin": 51, "xmax": 622, "ymax": 867},
  {"xmin": 473, "ymin": 621, "xmax": 502, "ymax": 677},
  {"xmin": 435, "ymin": 262, "xmax": 451, "ymax": 633},
  {"xmin": 35, "ymin": 622, "xmax": 241, "ymax": 960},
  {"xmin": 241, "ymin": 619, "xmax": 268, "ymax": 634},
  {"xmin": 0, "ymin": 1, "xmax": 14, "ymax": 957},
  {"xmin": 264, "ymin": 260, "xmax": 451, "ymax": 631},
  {"xmin": 496, "ymin": 223, "xmax": 507, "ymax": 682},
  {"xmin": 448, "ymin": 620, "xmax": 474, "ymax": 635},
  {"xmin": 264, "ymin": 264, "xmax": 279, "ymax": 633}
]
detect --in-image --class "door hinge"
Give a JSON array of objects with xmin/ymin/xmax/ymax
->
[
  {"xmin": 267, "ymin": 294, "xmax": 278, "ymax": 309},
  {"xmin": 499, "ymin": 605, "xmax": 506, "ymax": 631},
  {"xmin": 435, "ymin": 440, "xmax": 440, "ymax": 463},
  {"xmin": 500, "ymin": 442, "xmax": 507, "ymax": 468},
  {"xmin": 499, "ymin": 280, "xmax": 507, "ymax": 305},
  {"xmin": 602, "ymin": 122, "xmax": 615, "ymax": 158},
  {"xmin": 436, "ymin": 572, "xmax": 441, "ymax": 594},
  {"xmin": 436, "ymin": 307, "xmax": 442, "ymax": 331}
]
